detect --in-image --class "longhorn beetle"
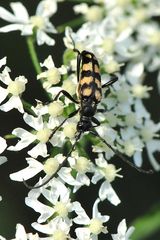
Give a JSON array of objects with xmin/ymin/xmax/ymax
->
[{"xmin": 24, "ymin": 37, "xmax": 153, "ymax": 189}]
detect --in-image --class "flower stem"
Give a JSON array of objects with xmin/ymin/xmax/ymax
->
[{"xmin": 26, "ymin": 36, "xmax": 41, "ymax": 75}]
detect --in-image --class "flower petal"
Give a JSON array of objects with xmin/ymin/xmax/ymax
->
[
  {"xmin": 8, "ymin": 128, "xmax": 36, "ymax": 151},
  {"xmin": 0, "ymin": 57, "xmax": 7, "ymax": 68},
  {"xmin": 28, "ymin": 142, "xmax": 48, "ymax": 158},
  {"xmin": 10, "ymin": 2, "xmax": 29, "ymax": 22},
  {"xmin": 73, "ymin": 201, "xmax": 90, "ymax": 225},
  {"xmin": 0, "ymin": 156, "xmax": 7, "ymax": 165},
  {"xmin": 0, "ymin": 87, "xmax": 8, "ymax": 104},
  {"xmin": 15, "ymin": 224, "xmax": 27, "ymax": 240},
  {"xmin": 36, "ymin": 30, "xmax": 55, "ymax": 46},
  {"xmin": 23, "ymin": 113, "xmax": 44, "ymax": 130},
  {"xmin": 25, "ymin": 197, "xmax": 54, "ymax": 223},
  {"xmin": 0, "ymin": 96, "xmax": 24, "ymax": 113},
  {"xmin": 10, "ymin": 158, "xmax": 43, "ymax": 181},
  {"xmin": 0, "ymin": 6, "xmax": 18, "ymax": 22},
  {"xmin": 0, "ymin": 137, "xmax": 7, "ymax": 154},
  {"xmin": 99, "ymin": 181, "xmax": 121, "ymax": 206},
  {"xmin": 36, "ymin": 0, "xmax": 57, "ymax": 18},
  {"xmin": 0, "ymin": 23, "xmax": 26, "ymax": 33}
]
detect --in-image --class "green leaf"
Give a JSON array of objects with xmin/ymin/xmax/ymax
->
[{"xmin": 131, "ymin": 203, "xmax": 160, "ymax": 240}]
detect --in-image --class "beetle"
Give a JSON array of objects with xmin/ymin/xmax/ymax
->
[{"xmin": 24, "ymin": 40, "xmax": 152, "ymax": 189}]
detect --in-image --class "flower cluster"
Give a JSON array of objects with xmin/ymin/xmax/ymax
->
[{"xmin": 0, "ymin": 0, "xmax": 159, "ymax": 239}]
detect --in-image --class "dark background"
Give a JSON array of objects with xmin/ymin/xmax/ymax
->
[{"xmin": 0, "ymin": 1, "xmax": 159, "ymax": 239}]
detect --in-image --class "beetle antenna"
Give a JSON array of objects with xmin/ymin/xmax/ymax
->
[
  {"xmin": 23, "ymin": 132, "xmax": 82, "ymax": 189},
  {"xmin": 91, "ymin": 130, "xmax": 153, "ymax": 174},
  {"xmin": 68, "ymin": 30, "xmax": 80, "ymax": 54}
]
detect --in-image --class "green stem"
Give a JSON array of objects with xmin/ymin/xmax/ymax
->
[
  {"xmin": 4, "ymin": 134, "xmax": 17, "ymax": 139},
  {"xmin": 57, "ymin": 16, "xmax": 84, "ymax": 33},
  {"xmin": 26, "ymin": 36, "xmax": 41, "ymax": 75}
]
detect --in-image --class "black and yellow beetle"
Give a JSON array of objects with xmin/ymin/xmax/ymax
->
[{"xmin": 24, "ymin": 39, "xmax": 152, "ymax": 189}]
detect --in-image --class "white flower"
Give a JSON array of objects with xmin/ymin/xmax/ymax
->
[
  {"xmin": 32, "ymin": 217, "xmax": 72, "ymax": 239},
  {"xmin": 8, "ymin": 113, "xmax": 57, "ymax": 158},
  {"xmin": 0, "ymin": 1, "xmax": 57, "ymax": 45},
  {"xmin": 66, "ymin": 151, "xmax": 93, "ymax": 192},
  {"xmin": 74, "ymin": 199, "xmax": 109, "ymax": 240},
  {"xmin": 0, "ymin": 67, "xmax": 27, "ymax": 113},
  {"xmin": 92, "ymin": 154, "xmax": 122, "ymax": 205},
  {"xmin": 111, "ymin": 219, "xmax": 135, "ymax": 240},
  {"xmin": 25, "ymin": 178, "xmax": 78, "ymax": 224},
  {"xmin": 74, "ymin": 4, "xmax": 103, "ymax": 22},
  {"xmin": 10, "ymin": 154, "xmax": 64, "ymax": 186},
  {"xmin": 37, "ymin": 55, "xmax": 67, "ymax": 89}
]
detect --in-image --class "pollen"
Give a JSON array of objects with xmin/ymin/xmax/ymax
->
[
  {"xmin": 75, "ymin": 156, "xmax": 90, "ymax": 173},
  {"xmin": 46, "ymin": 68, "xmax": 61, "ymax": 85},
  {"xmin": 48, "ymin": 101, "xmax": 64, "ymax": 117},
  {"xmin": 140, "ymin": 127, "xmax": 155, "ymax": 142},
  {"xmin": 62, "ymin": 79, "xmax": 76, "ymax": 95},
  {"xmin": 63, "ymin": 123, "xmax": 77, "ymax": 139},
  {"xmin": 102, "ymin": 38, "xmax": 115, "ymax": 54},
  {"xmin": 85, "ymin": 6, "xmax": 103, "ymax": 22},
  {"xmin": 101, "ymin": 164, "xmax": 122, "ymax": 182},
  {"xmin": 89, "ymin": 218, "xmax": 103, "ymax": 235},
  {"xmin": 43, "ymin": 158, "xmax": 59, "ymax": 175},
  {"xmin": 132, "ymin": 84, "xmax": 152, "ymax": 98},
  {"xmin": 36, "ymin": 128, "xmax": 52, "ymax": 143},
  {"xmin": 7, "ymin": 77, "xmax": 26, "ymax": 96},
  {"xmin": 149, "ymin": 31, "xmax": 160, "ymax": 46},
  {"xmin": 30, "ymin": 16, "xmax": 45, "ymax": 29},
  {"xmin": 52, "ymin": 230, "xmax": 67, "ymax": 240},
  {"xmin": 54, "ymin": 201, "xmax": 68, "ymax": 217},
  {"xmin": 124, "ymin": 141, "xmax": 136, "ymax": 156},
  {"xmin": 105, "ymin": 60, "xmax": 120, "ymax": 74}
]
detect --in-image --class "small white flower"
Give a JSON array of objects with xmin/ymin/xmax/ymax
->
[
  {"xmin": 10, "ymin": 154, "xmax": 64, "ymax": 185},
  {"xmin": 74, "ymin": 4, "xmax": 103, "ymax": 22},
  {"xmin": 26, "ymin": 178, "xmax": 78, "ymax": 224},
  {"xmin": 0, "ymin": 1, "xmax": 57, "ymax": 45},
  {"xmin": 0, "ymin": 67, "xmax": 27, "ymax": 113},
  {"xmin": 66, "ymin": 151, "xmax": 93, "ymax": 192},
  {"xmin": 92, "ymin": 154, "xmax": 122, "ymax": 205},
  {"xmin": 37, "ymin": 55, "xmax": 67, "ymax": 89},
  {"xmin": 8, "ymin": 113, "xmax": 57, "ymax": 158},
  {"xmin": 32, "ymin": 217, "xmax": 72, "ymax": 239},
  {"xmin": 111, "ymin": 219, "xmax": 135, "ymax": 240},
  {"xmin": 74, "ymin": 199, "xmax": 109, "ymax": 240}
]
